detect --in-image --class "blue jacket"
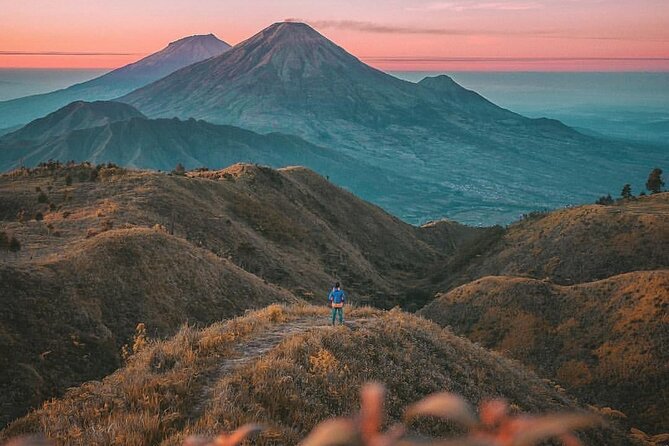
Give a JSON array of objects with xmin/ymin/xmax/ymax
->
[{"xmin": 328, "ymin": 288, "xmax": 345, "ymax": 304}]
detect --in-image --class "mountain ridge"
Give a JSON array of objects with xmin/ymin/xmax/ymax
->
[
  {"xmin": 0, "ymin": 100, "xmax": 412, "ymax": 201},
  {"xmin": 0, "ymin": 34, "xmax": 231, "ymax": 129},
  {"xmin": 119, "ymin": 21, "xmax": 664, "ymax": 225}
]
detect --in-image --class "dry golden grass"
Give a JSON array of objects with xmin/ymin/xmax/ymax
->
[
  {"xmin": 433, "ymin": 193, "xmax": 669, "ymax": 292},
  {"xmin": 0, "ymin": 163, "xmax": 460, "ymax": 427},
  {"xmin": 0, "ymin": 305, "xmax": 633, "ymax": 446},
  {"xmin": 0, "ymin": 227, "xmax": 298, "ymax": 427},
  {"xmin": 420, "ymin": 270, "xmax": 669, "ymax": 434}
]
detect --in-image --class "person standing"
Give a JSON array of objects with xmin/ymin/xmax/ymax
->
[{"xmin": 328, "ymin": 282, "xmax": 346, "ymax": 326}]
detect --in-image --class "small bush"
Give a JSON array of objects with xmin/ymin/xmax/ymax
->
[
  {"xmin": 173, "ymin": 163, "xmax": 186, "ymax": 176},
  {"xmin": 37, "ymin": 191, "xmax": 48, "ymax": 203},
  {"xmin": 9, "ymin": 236, "xmax": 21, "ymax": 252},
  {"xmin": 595, "ymin": 194, "xmax": 614, "ymax": 205},
  {"xmin": 620, "ymin": 184, "xmax": 633, "ymax": 200},
  {"xmin": 646, "ymin": 167, "xmax": 664, "ymax": 194},
  {"xmin": 521, "ymin": 210, "xmax": 549, "ymax": 221},
  {"xmin": 65, "ymin": 174, "xmax": 72, "ymax": 186},
  {"xmin": 34, "ymin": 212, "xmax": 44, "ymax": 221}
]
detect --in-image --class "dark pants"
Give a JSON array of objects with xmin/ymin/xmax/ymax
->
[{"xmin": 331, "ymin": 306, "xmax": 344, "ymax": 324}]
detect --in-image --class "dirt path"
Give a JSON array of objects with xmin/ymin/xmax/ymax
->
[{"xmin": 189, "ymin": 315, "xmax": 372, "ymax": 420}]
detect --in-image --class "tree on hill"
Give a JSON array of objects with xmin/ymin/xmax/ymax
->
[
  {"xmin": 173, "ymin": 163, "xmax": 186, "ymax": 176},
  {"xmin": 595, "ymin": 194, "xmax": 614, "ymax": 205},
  {"xmin": 646, "ymin": 168, "xmax": 664, "ymax": 194},
  {"xmin": 620, "ymin": 183, "xmax": 633, "ymax": 200}
]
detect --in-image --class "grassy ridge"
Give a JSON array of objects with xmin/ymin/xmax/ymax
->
[
  {"xmin": 1, "ymin": 305, "xmax": 632, "ymax": 445},
  {"xmin": 421, "ymin": 271, "xmax": 669, "ymax": 434}
]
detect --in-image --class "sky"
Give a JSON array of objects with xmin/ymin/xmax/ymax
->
[{"xmin": 1, "ymin": 0, "xmax": 668, "ymax": 71}]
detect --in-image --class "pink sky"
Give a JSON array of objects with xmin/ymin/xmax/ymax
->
[{"xmin": 1, "ymin": 0, "xmax": 668, "ymax": 71}]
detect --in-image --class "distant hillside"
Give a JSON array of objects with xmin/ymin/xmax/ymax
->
[
  {"xmin": 0, "ymin": 163, "xmax": 463, "ymax": 425},
  {"xmin": 0, "ymin": 100, "xmax": 414, "ymax": 202},
  {"xmin": 0, "ymin": 305, "xmax": 633, "ymax": 445},
  {"xmin": 120, "ymin": 21, "xmax": 666, "ymax": 225},
  {"xmin": 431, "ymin": 193, "xmax": 669, "ymax": 292},
  {"xmin": 1, "ymin": 101, "xmax": 145, "ymax": 145},
  {"xmin": 0, "ymin": 34, "xmax": 230, "ymax": 129},
  {"xmin": 0, "ymin": 163, "xmax": 453, "ymax": 303},
  {"xmin": 420, "ymin": 271, "xmax": 669, "ymax": 434}
]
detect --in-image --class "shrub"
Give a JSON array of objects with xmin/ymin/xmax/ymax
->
[
  {"xmin": 34, "ymin": 212, "xmax": 44, "ymax": 221},
  {"xmin": 0, "ymin": 232, "xmax": 21, "ymax": 252},
  {"xmin": 89, "ymin": 169, "xmax": 98, "ymax": 182},
  {"xmin": 121, "ymin": 323, "xmax": 151, "ymax": 361},
  {"xmin": 37, "ymin": 191, "xmax": 48, "ymax": 203},
  {"xmin": 646, "ymin": 168, "xmax": 665, "ymax": 194},
  {"xmin": 9, "ymin": 236, "xmax": 21, "ymax": 252},
  {"xmin": 173, "ymin": 163, "xmax": 186, "ymax": 176},
  {"xmin": 521, "ymin": 210, "xmax": 549, "ymax": 221},
  {"xmin": 65, "ymin": 174, "xmax": 72, "ymax": 186},
  {"xmin": 595, "ymin": 194, "xmax": 614, "ymax": 205}
]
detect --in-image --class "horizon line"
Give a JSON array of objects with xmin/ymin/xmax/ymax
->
[{"xmin": 2, "ymin": 52, "xmax": 667, "ymax": 62}]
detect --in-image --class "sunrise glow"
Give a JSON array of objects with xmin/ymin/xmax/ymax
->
[{"xmin": 1, "ymin": 0, "xmax": 668, "ymax": 71}]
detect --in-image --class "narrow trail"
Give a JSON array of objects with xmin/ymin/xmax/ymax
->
[{"xmin": 189, "ymin": 315, "xmax": 374, "ymax": 421}]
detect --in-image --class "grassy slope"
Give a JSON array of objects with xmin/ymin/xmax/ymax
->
[
  {"xmin": 0, "ymin": 227, "xmax": 298, "ymax": 426},
  {"xmin": 0, "ymin": 163, "xmax": 467, "ymax": 426},
  {"xmin": 1, "ymin": 305, "xmax": 633, "ymax": 446},
  {"xmin": 0, "ymin": 164, "xmax": 460, "ymax": 305},
  {"xmin": 420, "ymin": 271, "xmax": 669, "ymax": 434},
  {"xmin": 431, "ymin": 193, "xmax": 669, "ymax": 293}
]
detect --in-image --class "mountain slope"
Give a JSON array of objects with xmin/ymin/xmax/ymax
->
[
  {"xmin": 0, "ymin": 163, "xmax": 463, "ymax": 424},
  {"xmin": 120, "ymin": 22, "xmax": 665, "ymax": 225},
  {"xmin": 122, "ymin": 23, "xmax": 520, "ymax": 130},
  {"xmin": 0, "ymin": 306, "xmax": 633, "ymax": 445},
  {"xmin": 0, "ymin": 34, "xmax": 230, "ymax": 129},
  {"xmin": 419, "ymin": 271, "xmax": 669, "ymax": 434},
  {"xmin": 0, "ymin": 228, "xmax": 298, "ymax": 427},
  {"xmin": 430, "ymin": 193, "xmax": 669, "ymax": 292},
  {"xmin": 1, "ymin": 100, "xmax": 145, "ymax": 145},
  {"xmin": 0, "ymin": 163, "xmax": 451, "ymax": 307},
  {"xmin": 0, "ymin": 101, "xmax": 401, "ymax": 197}
]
